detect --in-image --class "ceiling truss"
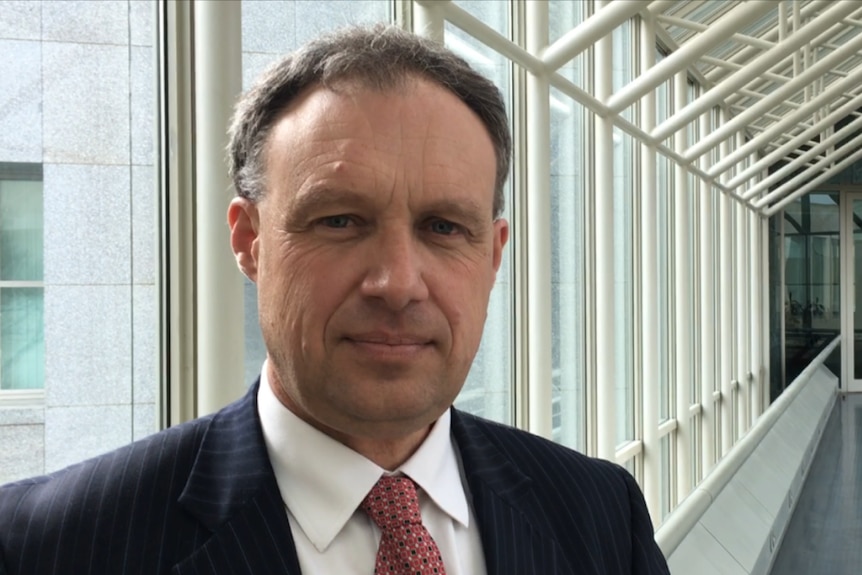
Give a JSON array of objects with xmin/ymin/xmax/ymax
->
[{"xmin": 417, "ymin": 0, "xmax": 862, "ymax": 216}]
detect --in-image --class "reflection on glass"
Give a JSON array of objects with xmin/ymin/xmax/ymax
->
[
  {"xmin": 782, "ymin": 193, "xmax": 840, "ymax": 391},
  {"xmin": 854, "ymin": 200, "xmax": 862, "ymax": 379},
  {"xmin": 0, "ymin": 174, "xmax": 44, "ymax": 391}
]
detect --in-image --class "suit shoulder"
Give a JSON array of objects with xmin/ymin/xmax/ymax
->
[{"xmin": 454, "ymin": 410, "xmax": 630, "ymax": 487}]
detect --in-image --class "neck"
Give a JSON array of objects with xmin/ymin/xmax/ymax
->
[
  {"xmin": 267, "ymin": 373, "xmax": 434, "ymax": 470},
  {"xmin": 340, "ymin": 428, "xmax": 432, "ymax": 471}
]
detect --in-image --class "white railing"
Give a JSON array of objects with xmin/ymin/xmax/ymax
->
[{"xmin": 656, "ymin": 334, "xmax": 840, "ymax": 556}]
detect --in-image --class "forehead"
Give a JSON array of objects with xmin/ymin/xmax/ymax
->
[{"xmin": 263, "ymin": 78, "xmax": 497, "ymax": 207}]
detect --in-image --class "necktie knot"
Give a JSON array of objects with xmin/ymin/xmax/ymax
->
[{"xmin": 361, "ymin": 475, "xmax": 422, "ymax": 531}]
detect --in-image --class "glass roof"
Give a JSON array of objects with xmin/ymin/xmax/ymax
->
[{"xmin": 650, "ymin": 0, "xmax": 862, "ymax": 212}]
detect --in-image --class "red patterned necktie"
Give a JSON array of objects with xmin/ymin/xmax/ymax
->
[{"xmin": 360, "ymin": 475, "xmax": 448, "ymax": 575}]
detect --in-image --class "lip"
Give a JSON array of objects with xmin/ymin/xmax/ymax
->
[
  {"xmin": 343, "ymin": 333, "xmax": 434, "ymax": 357},
  {"xmin": 345, "ymin": 332, "xmax": 433, "ymax": 346}
]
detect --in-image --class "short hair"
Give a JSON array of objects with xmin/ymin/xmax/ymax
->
[{"xmin": 227, "ymin": 24, "xmax": 511, "ymax": 218}]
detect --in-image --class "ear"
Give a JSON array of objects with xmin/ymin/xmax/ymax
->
[
  {"xmin": 492, "ymin": 218, "xmax": 509, "ymax": 273},
  {"xmin": 228, "ymin": 197, "xmax": 261, "ymax": 282}
]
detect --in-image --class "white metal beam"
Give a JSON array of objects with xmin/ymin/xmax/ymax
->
[
  {"xmin": 525, "ymin": 0, "xmax": 553, "ymax": 440},
  {"xmin": 703, "ymin": 0, "xmax": 835, "ymax": 83},
  {"xmin": 735, "ymin": 131, "xmax": 750, "ymax": 437},
  {"xmin": 719, "ymin": 107, "xmax": 734, "ymax": 456},
  {"xmin": 654, "ymin": 14, "xmax": 775, "ymax": 50},
  {"xmin": 699, "ymin": 108, "xmax": 716, "ymax": 478},
  {"xmin": 728, "ymin": 94, "xmax": 862, "ymax": 194},
  {"xmin": 674, "ymin": 68, "xmax": 693, "ymax": 502},
  {"xmin": 430, "ymin": 0, "xmax": 544, "ymax": 74},
  {"xmin": 750, "ymin": 212, "xmax": 764, "ymax": 423},
  {"xmin": 653, "ymin": 0, "xmax": 861, "ymax": 143},
  {"xmin": 542, "ymin": 0, "xmax": 644, "ymax": 72},
  {"xmin": 764, "ymin": 137, "xmax": 862, "ymax": 216},
  {"xmin": 595, "ymin": 0, "xmax": 616, "ymax": 463},
  {"xmin": 756, "ymin": 129, "xmax": 862, "ymax": 210},
  {"xmin": 686, "ymin": 26, "xmax": 862, "ymax": 162},
  {"xmin": 647, "ymin": 0, "xmax": 688, "ymax": 16},
  {"xmin": 700, "ymin": 55, "xmax": 792, "ymax": 85},
  {"xmin": 193, "ymin": 0, "xmax": 245, "ymax": 415},
  {"xmin": 639, "ymin": 13, "xmax": 660, "ymax": 524},
  {"xmin": 743, "ymin": 111, "xmax": 862, "ymax": 200},
  {"xmin": 708, "ymin": 71, "xmax": 862, "ymax": 177},
  {"xmin": 548, "ymin": 72, "xmax": 611, "ymax": 118},
  {"xmin": 160, "ymin": 0, "xmax": 197, "ymax": 425},
  {"xmin": 413, "ymin": 0, "xmax": 445, "ymax": 41},
  {"xmin": 607, "ymin": 1, "xmax": 777, "ymax": 115}
]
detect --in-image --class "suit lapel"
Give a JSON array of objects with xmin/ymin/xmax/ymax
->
[
  {"xmin": 451, "ymin": 409, "xmax": 573, "ymax": 575},
  {"xmin": 174, "ymin": 382, "xmax": 302, "ymax": 575}
]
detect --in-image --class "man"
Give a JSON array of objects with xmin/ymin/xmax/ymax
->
[{"xmin": 0, "ymin": 25, "xmax": 669, "ymax": 574}]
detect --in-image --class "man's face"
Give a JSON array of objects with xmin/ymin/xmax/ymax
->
[{"xmin": 229, "ymin": 77, "xmax": 508, "ymax": 444}]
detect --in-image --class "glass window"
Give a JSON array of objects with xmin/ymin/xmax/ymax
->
[
  {"xmin": 453, "ymin": 0, "xmax": 509, "ymax": 37},
  {"xmin": 550, "ymin": 1, "xmax": 587, "ymax": 451},
  {"xmin": 0, "ymin": 163, "xmax": 44, "ymax": 391},
  {"xmin": 687, "ymin": 81, "xmax": 700, "ymax": 406},
  {"xmin": 445, "ymin": 19, "xmax": 514, "ymax": 426},
  {"xmin": 656, "ymin": 55, "xmax": 672, "ymax": 424},
  {"xmin": 613, "ymin": 21, "xmax": 636, "ymax": 447},
  {"xmin": 659, "ymin": 432, "xmax": 674, "ymax": 520},
  {"xmin": 782, "ymin": 193, "xmax": 840, "ymax": 390}
]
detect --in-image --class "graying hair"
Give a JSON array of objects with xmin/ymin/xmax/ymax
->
[{"xmin": 227, "ymin": 24, "xmax": 511, "ymax": 218}]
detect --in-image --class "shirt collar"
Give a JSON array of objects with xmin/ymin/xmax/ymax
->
[{"xmin": 257, "ymin": 362, "xmax": 470, "ymax": 552}]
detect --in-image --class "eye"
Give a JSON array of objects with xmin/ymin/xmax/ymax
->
[
  {"xmin": 319, "ymin": 215, "xmax": 353, "ymax": 228},
  {"xmin": 428, "ymin": 219, "xmax": 459, "ymax": 235}
]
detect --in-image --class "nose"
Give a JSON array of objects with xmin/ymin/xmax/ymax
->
[{"xmin": 360, "ymin": 228, "xmax": 429, "ymax": 310}]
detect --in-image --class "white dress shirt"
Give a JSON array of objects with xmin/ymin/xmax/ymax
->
[{"xmin": 257, "ymin": 363, "xmax": 487, "ymax": 575}]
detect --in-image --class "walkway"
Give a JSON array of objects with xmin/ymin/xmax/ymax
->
[{"xmin": 770, "ymin": 393, "xmax": 862, "ymax": 574}]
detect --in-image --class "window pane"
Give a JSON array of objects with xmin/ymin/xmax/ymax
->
[
  {"xmin": 656, "ymin": 61, "xmax": 671, "ymax": 423},
  {"xmin": 454, "ymin": 0, "xmax": 509, "ymax": 37},
  {"xmin": 1, "ymin": 288, "xmax": 44, "ymax": 390},
  {"xmin": 550, "ymin": 0, "xmax": 587, "ymax": 452},
  {"xmin": 551, "ymin": 88, "xmax": 586, "ymax": 450},
  {"xmin": 660, "ymin": 433, "xmax": 673, "ymax": 520},
  {"xmin": 445, "ymin": 22, "xmax": 514, "ymax": 425},
  {"xmin": 783, "ymin": 193, "xmax": 840, "ymax": 389},
  {"xmin": 613, "ymin": 22, "xmax": 635, "ymax": 447},
  {"xmin": 0, "ymin": 177, "xmax": 43, "ymax": 281}
]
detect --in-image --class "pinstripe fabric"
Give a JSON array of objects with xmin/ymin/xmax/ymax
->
[
  {"xmin": 451, "ymin": 410, "xmax": 670, "ymax": 575},
  {"xmin": 0, "ymin": 382, "xmax": 668, "ymax": 574},
  {"xmin": 0, "ymin": 385, "xmax": 301, "ymax": 575}
]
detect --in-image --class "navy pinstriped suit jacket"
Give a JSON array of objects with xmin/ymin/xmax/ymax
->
[{"xmin": 0, "ymin": 382, "xmax": 669, "ymax": 574}]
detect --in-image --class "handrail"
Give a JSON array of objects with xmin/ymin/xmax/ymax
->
[{"xmin": 655, "ymin": 335, "xmax": 840, "ymax": 556}]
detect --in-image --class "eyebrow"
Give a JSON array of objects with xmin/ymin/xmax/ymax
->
[
  {"xmin": 287, "ymin": 185, "xmax": 493, "ymax": 230},
  {"xmin": 417, "ymin": 198, "xmax": 491, "ymax": 232},
  {"xmin": 287, "ymin": 186, "xmax": 376, "ymax": 222}
]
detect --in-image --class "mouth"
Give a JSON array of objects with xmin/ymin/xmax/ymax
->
[{"xmin": 343, "ymin": 333, "xmax": 434, "ymax": 357}]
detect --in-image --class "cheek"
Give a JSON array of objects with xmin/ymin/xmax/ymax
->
[
  {"xmin": 268, "ymin": 248, "xmax": 358, "ymax": 339},
  {"xmin": 436, "ymin": 270, "xmax": 494, "ymax": 341}
]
